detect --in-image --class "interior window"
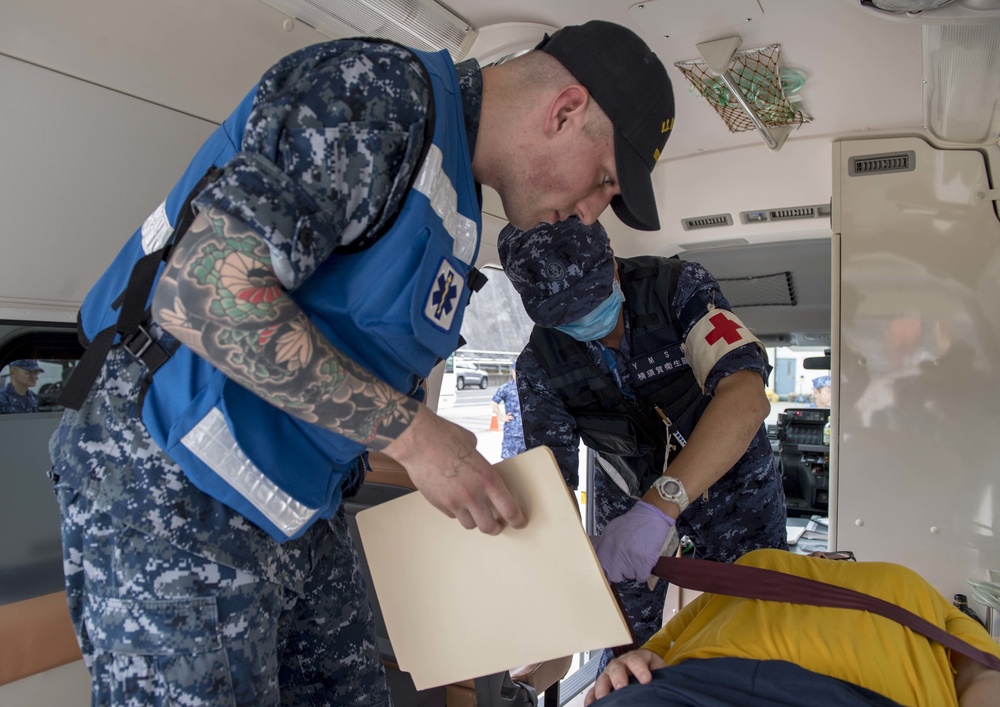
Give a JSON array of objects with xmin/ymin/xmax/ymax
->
[
  {"xmin": 0, "ymin": 359, "xmax": 77, "ymax": 415},
  {"xmin": 0, "ymin": 324, "xmax": 82, "ymax": 606},
  {"xmin": 436, "ymin": 265, "xmax": 534, "ymax": 464},
  {"xmin": 434, "ymin": 266, "xmax": 602, "ymax": 694},
  {"xmin": 764, "ymin": 346, "xmax": 831, "ymax": 528},
  {"xmin": 765, "ymin": 345, "xmax": 832, "ymax": 426}
]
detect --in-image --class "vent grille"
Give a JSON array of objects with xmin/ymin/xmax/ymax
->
[
  {"xmin": 681, "ymin": 213, "xmax": 733, "ymax": 231},
  {"xmin": 740, "ymin": 203, "xmax": 831, "ymax": 224},
  {"xmin": 771, "ymin": 207, "xmax": 815, "ymax": 220},
  {"xmin": 849, "ymin": 151, "xmax": 916, "ymax": 176}
]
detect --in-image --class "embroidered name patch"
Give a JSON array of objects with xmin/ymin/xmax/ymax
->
[
  {"xmin": 424, "ymin": 258, "xmax": 464, "ymax": 331},
  {"xmin": 627, "ymin": 344, "xmax": 689, "ymax": 387}
]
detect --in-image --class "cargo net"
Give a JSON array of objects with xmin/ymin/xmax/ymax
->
[{"xmin": 675, "ymin": 44, "xmax": 810, "ymax": 134}]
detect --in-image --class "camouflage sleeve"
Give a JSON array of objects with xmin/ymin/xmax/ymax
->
[
  {"xmin": 675, "ymin": 260, "xmax": 771, "ymax": 394},
  {"xmin": 515, "ymin": 345, "xmax": 582, "ymax": 487},
  {"xmin": 193, "ymin": 40, "xmax": 431, "ymax": 291}
]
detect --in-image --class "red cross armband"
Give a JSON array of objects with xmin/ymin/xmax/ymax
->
[{"xmin": 683, "ymin": 306, "xmax": 765, "ymax": 391}]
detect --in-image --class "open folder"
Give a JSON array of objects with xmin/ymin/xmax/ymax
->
[{"xmin": 355, "ymin": 446, "xmax": 631, "ymax": 691}]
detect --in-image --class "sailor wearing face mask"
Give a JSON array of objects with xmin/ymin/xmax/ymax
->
[{"xmin": 499, "ymin": 218, "xmax": 788, "ymax": 669}]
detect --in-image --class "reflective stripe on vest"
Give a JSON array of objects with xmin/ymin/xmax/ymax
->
[
  {"xmin": 182, "ymin": 408, "xmax": 317, "ymax": 537},
  {"xmin": 413, "ymin": 144, "xmax": 478, "ymax": 265}
]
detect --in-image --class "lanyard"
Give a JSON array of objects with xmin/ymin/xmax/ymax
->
[
  {"xmin": 599, "ymin": 345, "xmax": 635, "ymax": 399},
  {"xmin": 655, "ymin": 405, "xmax": 708, "ymax": 502},
  {"xmin": 655, "ymin": 405, "xmax": 688, "ymax": 458}
]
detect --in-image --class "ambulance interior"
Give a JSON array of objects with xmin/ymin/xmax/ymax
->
[{"xmin": 2, "ymin": 0, "xmax": 999, "ymax": 704}]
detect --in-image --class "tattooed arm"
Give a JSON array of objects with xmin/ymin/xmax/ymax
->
[{"xmin": 152, "ymin": 207, "xmax": 526, "ymax": 534}]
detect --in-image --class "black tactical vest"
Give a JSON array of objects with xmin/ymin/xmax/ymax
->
[{"xmin": 529, "ymin": 256, "xmax": 711, "ymax": 496}]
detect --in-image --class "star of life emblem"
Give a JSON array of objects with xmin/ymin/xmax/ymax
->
[{"xmin": 425, "ymin": 258, "xmax": 464, "ymax": 331}]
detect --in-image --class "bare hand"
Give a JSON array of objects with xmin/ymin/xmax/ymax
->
[
  {"xmin": 382, "ymin": 406, "xmax": 528, "ymax": 534},
  {"xmin": 584, "ymin": 650, "xmax": 666, "ymax": 705}
]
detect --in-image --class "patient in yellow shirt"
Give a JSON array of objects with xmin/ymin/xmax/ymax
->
[{"xmin": 586, "ymin": 549, "xmax": 1000, "ymax": 707}]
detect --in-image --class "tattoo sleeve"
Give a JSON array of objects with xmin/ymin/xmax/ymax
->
[{"xmin": 151, "ymin": 207, "xmax": 419, "ymax": 449}]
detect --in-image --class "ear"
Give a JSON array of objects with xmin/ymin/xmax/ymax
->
[{"xmin": 543, "ymin": 85, "xmax": 590, "ymax": 137}]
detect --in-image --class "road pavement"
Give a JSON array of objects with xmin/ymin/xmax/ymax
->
[{"xmin": 440, "ymin": 384, "xmax": 504, "ymax": 463}]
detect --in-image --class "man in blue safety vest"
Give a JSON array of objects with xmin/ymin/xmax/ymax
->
[{"xmin": 48, "ymin": 21, "xmax": 675, "ymax": 706}]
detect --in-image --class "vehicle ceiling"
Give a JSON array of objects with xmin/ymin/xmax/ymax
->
[
  {"xmin": 447, "ymin": 0, "xmax": 915, "ymax": 345},
  {"xmin": 4, "ymin": 0, "xmax": 966, "ymax": 343},
  {"xmin": 453, "ymin": 0, "xmax": 924, "ymax": 248}
]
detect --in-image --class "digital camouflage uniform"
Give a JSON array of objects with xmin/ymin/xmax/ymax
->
[
  {"xmin": 491, "ymin": 379, "xmax": 526, "ymax": 459},
  {"xmin": 516, "ymin": 258, "xmax": 787, "ymax": 665},
  {"xmin": 0, "ymin": 382, "xmax": 38, "ymax": 414},
  {"xmin": 50, "ymin": 40, "xmax": 484, "ymax": 706}
]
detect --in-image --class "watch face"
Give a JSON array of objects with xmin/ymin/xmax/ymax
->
[{"xmin": 661, "ymin": 478, "xmax": 682, "ymax": 495}]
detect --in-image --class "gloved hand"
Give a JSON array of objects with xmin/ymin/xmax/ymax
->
[{"xmin": 592, "ymin": 500, "xmax": 677, "ymax": 583}]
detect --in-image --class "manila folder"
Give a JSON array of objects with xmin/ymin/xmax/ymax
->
[{"xmin": 355, "ymin": 446, "xmax": 630, "ymax": 690}]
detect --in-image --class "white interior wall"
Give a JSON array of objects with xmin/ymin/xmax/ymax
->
[
  {"xmin": 1, "ymin": 0, "xmax": 327, "ymax": 124},
  {"xmin": 833, "ymin": 135, "xmax": 1000, "ymax": 599},
  {"xmin": 0, "ymin": 660, "xmax": 90, "ymax": 707},
  {"xmin": 0, "ymin": 55, "xmax": 216, "ymax": 321}
]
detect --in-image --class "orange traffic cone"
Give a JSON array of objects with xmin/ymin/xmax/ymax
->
[{"xmin": 489, "ymin": 412, "xmax": 499, "ymax": 431}]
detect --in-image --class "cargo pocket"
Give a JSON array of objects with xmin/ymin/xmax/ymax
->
[{"xmin": 85, "ymin": 594, "xmax": 237, "ymax": 707}]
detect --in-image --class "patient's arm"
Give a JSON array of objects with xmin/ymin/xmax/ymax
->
[
  {"xmin": 952, "ymin": 653, "xmax": 1000, "ymax": 706},
  {"xmin": 583, "ymin": 649, "xmax": 667, "ymax": 706}
]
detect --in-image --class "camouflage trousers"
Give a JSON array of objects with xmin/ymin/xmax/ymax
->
[
  {"xmin": 56, "ymin": 484, "xmax": 390, "ymax": 707},
  {"xmin": 593, "ymin": 453, "xmax": 787, "ymax": 671},
  {"xmin": 500, "ymin": 432, "xmax": 526, "ymax": 460}
]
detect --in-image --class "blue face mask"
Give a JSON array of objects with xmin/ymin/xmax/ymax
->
[{"xmin": 556, "ymin": 281, "xmax": 624, "ymax": 342}]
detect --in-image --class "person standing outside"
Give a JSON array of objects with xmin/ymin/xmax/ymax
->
[
  {"xmin": 812, "ymin": 374, "xmax": 833, "ymax": 407},
  {"xmin": 492, "ymin": 363, "xmax": 527, "ymax": 459},
  {"xmin": 499, "ymin": 218, "xmax": 787, "ymax": 665},
  {"xmin": 49, "ymin": 22, "xmax": 675, "ymax": 706},
  {"xmin": 0, "ymin": 359, "xmax": 43, "ymax": 414}
]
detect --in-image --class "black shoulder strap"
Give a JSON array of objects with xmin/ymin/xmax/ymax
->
[
  {"xmin": 618, "ymin": 256, "xmax": 681, "ymax": 332},
  {"xmin": 467, "ymin": 265, "xmax": 488, "ymax": 293},
  {"xmin": 528, "ymin": 326, "xmax": 624, "ymax": 412},
  {"xmin": 58, "ymin": 167, "xmax": 221, "ymax": 410},
  {"xmin": 646, "ymin": 556, "xmax": 1000, "ymax": 672}
]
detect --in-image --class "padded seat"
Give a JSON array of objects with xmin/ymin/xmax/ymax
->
[{"xmin": 0, "ymin": 591, "xmax": 82, "ymax": 687}]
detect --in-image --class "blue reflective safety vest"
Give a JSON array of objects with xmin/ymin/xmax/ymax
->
[{"xmin": 74, "ymin": 48, "xmax": 480, "ymax": 542}]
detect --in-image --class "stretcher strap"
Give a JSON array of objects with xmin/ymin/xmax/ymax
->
[{"xmin": 651, "ymin": 556, "xmax": 1000, "ymax": 672}]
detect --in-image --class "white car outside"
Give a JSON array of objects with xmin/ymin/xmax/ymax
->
[{"xmin": 455, "ymin": 365, "xmax": 488, "ymax": 390}]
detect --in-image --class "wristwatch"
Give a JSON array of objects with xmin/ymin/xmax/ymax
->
[{"xmin": 651, "ymin": 475, "xmax": 689, "ymax": 512}]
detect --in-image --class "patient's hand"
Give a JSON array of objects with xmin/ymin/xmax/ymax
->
[{"xmin": 584, "ymin": 649, "xmax": 666, "ymax": 705}]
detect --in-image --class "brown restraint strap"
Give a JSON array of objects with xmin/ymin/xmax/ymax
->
[{"xmin": 650, "ymin": 556, "xmax": 1000, "ymax": 672}]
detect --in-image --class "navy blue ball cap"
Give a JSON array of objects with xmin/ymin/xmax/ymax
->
[
  {"xmin": 537, "ymin": 21, "xmax": 674, "ymax": 231},
  {"xmin": 498, "ymin": 219, "xmax": 615, "ymax": 328},
  {"xmin": 9, "ymin": 359, "xmax": 43, "ymax": 371}
]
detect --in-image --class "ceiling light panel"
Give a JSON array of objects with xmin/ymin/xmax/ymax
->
[
  {"xmin": 924, "ymin": 22, "xmax": 1000, "ymax": 145},
  {"xmin": 260, "ymin": 0, "xmax": 477, "ymax": 60}
]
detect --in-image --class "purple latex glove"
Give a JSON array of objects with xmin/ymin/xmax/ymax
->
[{"xmin": 592, "ymin": 500, "xmax": 676, "ymax": 583}]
